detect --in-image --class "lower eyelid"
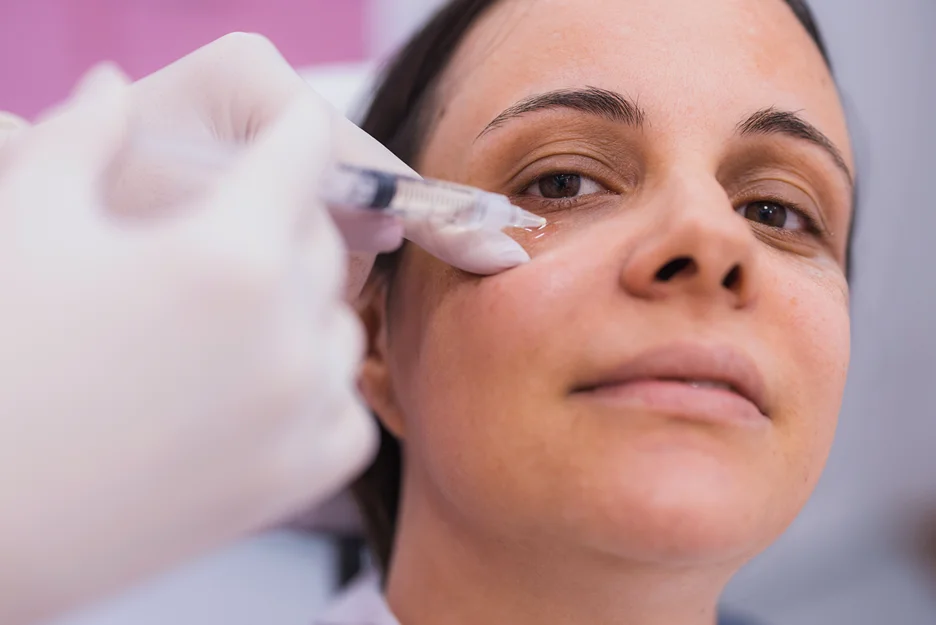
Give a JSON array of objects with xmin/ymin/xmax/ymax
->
[{"xmin": 509, "ymin": 190, "xmax": 619, "ymax": 215}]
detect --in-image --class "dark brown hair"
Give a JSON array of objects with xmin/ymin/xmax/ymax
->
[{"xmin": 351, "ymin": 0, "xmax": 844, "ymax": 575}]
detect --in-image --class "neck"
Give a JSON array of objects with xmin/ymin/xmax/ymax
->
[{"xmin": 385, "ymin": 488, "xmax": 733, "ymax": 625}]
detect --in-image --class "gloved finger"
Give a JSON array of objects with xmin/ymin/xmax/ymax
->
[
  {"xmin": 296, "ymin": 214, "xmax": 348, "ymax": 319},
  {"xmin": 316, "ymin": 305, "xmax": 366, "ymax": 405},
  {"xmin": 131, "ymin": 33, "xmax": 310, "ymax": 143},
  {"xmin": 331, "ymin": 212, "xmax": 405, "ymax": 253},
  {"xmin": 72, "ymin": 63, "xmax": 132, "ymax": 104},
  {"xmin": 200, "ymin": 94, "xmax": 349, "ymax": 310},
  {"xmin": 271, "ymin": 393, "xmax": 378, "ymax": 518},
  {"xmin": 262, "ymin": 305, "xmax": 372, "ymax": 517},
  {"xmin": 131, "ymin": 32, "xmax": 413, "ymax": 179},
  {"xmin": 35, "ymin": 62, "xmax": 132, "ymax": 125},
  {"xmin": 207, "ymin": 93, "xmax": 333, "ymax": 241},
  {"xmin": 0, "ymin": 65, "xmax": 129, "ymax": 217},
  {"xmin": 404, "ymin": 220, "xmax": 531, "ymax": 275}
]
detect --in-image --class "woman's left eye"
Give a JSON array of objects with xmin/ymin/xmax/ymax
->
[
  {"xmin": 523, "ymin": 173, "xmax": 607, "ymax": 199},
  {"xmin": 737, "ymin": 200, "xmax": 806, "ymax": 231}
]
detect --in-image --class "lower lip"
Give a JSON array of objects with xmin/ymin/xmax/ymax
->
[{"xmin": 575, "ymin": 379, "xmax": 767, "ymax": 427}]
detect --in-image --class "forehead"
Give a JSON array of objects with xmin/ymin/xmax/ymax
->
[{"xmin": 427, "ymin": 0, "xmax": 851, "ymax": 167}]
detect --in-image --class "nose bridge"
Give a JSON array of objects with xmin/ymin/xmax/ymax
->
[
  {"xmin": 620, "ymin": 170, "xmax": 758, "ymax": 307},
  {"xmin": 667, "ymin": 176, "xmax": 752, "ymax": 274}
]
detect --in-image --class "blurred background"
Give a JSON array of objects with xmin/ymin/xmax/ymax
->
[{"xmin": 2, "ymin": 1, "xmax": 934, "ymax": 624}]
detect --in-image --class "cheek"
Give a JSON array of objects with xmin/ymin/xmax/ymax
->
[
  {"xmin": 767, "ymin": 264, "xmax": 850, "ymax": 496},
  {"xmin": 397, "ymin": 247, "xmax": 589, "ymax": 417},
  {"xmin": 387, "ymin": 240, "xmax": 605, "ymax": 512},
  {"xmin": 392, "ymin": 220, "xmax": 609, "ymax": 400}
]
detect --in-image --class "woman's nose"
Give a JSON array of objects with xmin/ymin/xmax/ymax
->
[{"xmin": 619, "ymin": 190, "xmax": 759, "ymax": 309}]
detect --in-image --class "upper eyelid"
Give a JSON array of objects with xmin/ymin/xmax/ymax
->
[
  {"xmin": 508, "ymin": 156, "xmax": 634, "ymax": 193},
  {"xmin": 729, "ymin": 176, "xmax": 833, "ymax": 232},
  {"xmin": 718, "ymin": 148, "xmax": 852, "ymax": 215},
  {"xmin": 472, "ymin": 126, "xmax": 642, "ymax": 182},
  {"xmin": 520, "ymin": 172, "xmax": 611, "ymax": 196}
]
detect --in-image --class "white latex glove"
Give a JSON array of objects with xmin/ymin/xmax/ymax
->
[
  {"xmin": 113, "ymin": 33, "xmax": 531, "ymax": 295},
  {"xmin": 0, "ymin": 66, "xmax": 372, "ymax": 625},
  {"xmin": 0, "ymin": 33, "xmax": 530, "ymax": 624}
]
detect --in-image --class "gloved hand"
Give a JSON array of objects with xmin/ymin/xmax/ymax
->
[
  {"xmin": 0, "ymin": 33, "xmax": 532, "ymax": 625},
  {"xmin": 114, "ymin": 32, "xmax": 532, "ymax": 297},
  {"xmin": 0, "ymin": 65, "xmax": 372, "ymax": 625}
]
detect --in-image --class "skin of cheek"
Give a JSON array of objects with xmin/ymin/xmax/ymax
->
[
  {"xmin": 383, "ymin": 212, "xmax": 851, "ymax": 566},
  {"xmin": 763, "ymin": 255, "xmax": 850, "ymax": 492}
]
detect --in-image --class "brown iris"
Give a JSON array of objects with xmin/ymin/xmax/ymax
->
[
  {"xmin": 743, "ymin": 201, "xmax": 788, "ymax": 228},
  {"xmin": 537, "ymin": 174, "xmax": 582, "ymax": 198}
]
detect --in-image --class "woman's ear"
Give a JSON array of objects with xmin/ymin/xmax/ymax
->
[{"xmin": 356, "ymin": 276, "xmax": 408, "ymax": 439}]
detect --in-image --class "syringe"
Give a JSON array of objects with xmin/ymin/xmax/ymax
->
[{"xmin": 133, "ymin": 134, "xmax": 546, "ymax": 231}]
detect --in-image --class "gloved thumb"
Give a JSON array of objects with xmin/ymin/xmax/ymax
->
[
  {"xmin": 404, "ymin": 219, "xmax": 532, "ymax": 275},
  {"xmin": 71, "ymin": 63, "xmax": 132, "ymax": 107},
  {"xmin": 34, "ymin": 62, "xmax": 131, "ymax": 125}
]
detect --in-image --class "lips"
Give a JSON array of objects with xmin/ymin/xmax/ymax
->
[{"xmin": 573, "ymin": 343, "xmax": 769, "ymax": 418}]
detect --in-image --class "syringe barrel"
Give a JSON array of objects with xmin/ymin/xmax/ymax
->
[{"xmin": 322, "ymin": 165, "xmax": 485, "ymax": 227}]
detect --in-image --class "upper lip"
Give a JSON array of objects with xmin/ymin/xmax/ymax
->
[{"xmin": 575, "ymin": 342, "xmax": 769, "ymax": 416}]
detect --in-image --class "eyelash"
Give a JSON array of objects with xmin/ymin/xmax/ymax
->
[
  {"xmin": 513, "ymin": 172, "xmax": 613, "ymax": 210},
  {"xmin": 738, "ymin": 193, "xmax": 829, "ymax": 240},
  {"xmin": 516, "ymin": 171, "xmax": 829, "ymax": 239}
]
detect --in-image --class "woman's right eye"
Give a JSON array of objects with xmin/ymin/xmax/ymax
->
[{"xmin": 522, "ymin": 173, "xmax": 607, "ymax": 199}]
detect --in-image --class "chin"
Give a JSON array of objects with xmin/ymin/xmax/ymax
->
[{"xmin": 564, "ymin": 450, "xmax": 793, "ymax": 566}]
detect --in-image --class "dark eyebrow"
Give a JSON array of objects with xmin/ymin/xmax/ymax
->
[
  {"xmin": 475, "ymin": 86, "xmax": 646, "ymax": 140},
  {"xmin": 737, "ymin": 107, "xmax": 853, "ymax": 188}
]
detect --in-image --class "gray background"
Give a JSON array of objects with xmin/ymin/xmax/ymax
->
[
  {"xmin": 55, "ymin": 0, "xmax": 936, "ymax": 624},
  {"xmin": 725, "ymin": 0, "xmax": 936, "ymax": 622}
]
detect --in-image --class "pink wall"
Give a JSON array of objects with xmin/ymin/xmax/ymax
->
[{"xmin": 0, "ymin": 0, "xmax": 367, "ymax": 118}]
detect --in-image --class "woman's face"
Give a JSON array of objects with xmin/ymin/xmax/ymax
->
[{"xmin": 361, "ymin": 0, "xmax": 853, "ymax": 566}]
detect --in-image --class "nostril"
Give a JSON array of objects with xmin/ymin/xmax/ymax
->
[
  {"xmin": 722, "ymin": 265, "xmax": 742, "ymax": 291},
  {"xmin": 656, "ymin": 257, "xmax": 696, "ymax": 282}
]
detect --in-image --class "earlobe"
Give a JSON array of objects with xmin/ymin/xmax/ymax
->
[{"xmin": 356, "ymin": 277, "xmax": 407, "ymax": 440}]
